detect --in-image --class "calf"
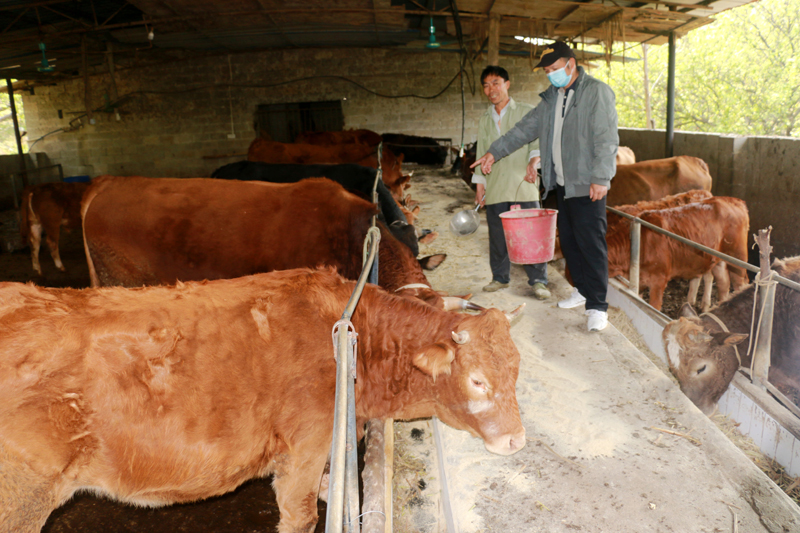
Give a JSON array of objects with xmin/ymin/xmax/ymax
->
[
  {"xmin": 19, "ymin": 182, "xmax": 88, "ymax": 275},
  {"xmin": 607, "ymin": 197, "xmax": 749, "ymax": 311},
  {"xmin": 0, "ymin": 268, "xmax": 526, "ymax": 532},
  {"xmin": 663, "ymin": 256, "xmax": 800, "ymax": 414}
]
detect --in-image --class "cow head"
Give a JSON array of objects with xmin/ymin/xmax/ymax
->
[
  {"xmin": 662, "ymin": 303, "xmax": 748, "ymax": 414},
  {"xmin": 414, "ymin": 306, "xmax": 526, "ymax": 455}
]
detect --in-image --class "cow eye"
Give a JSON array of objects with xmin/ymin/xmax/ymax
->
[
  {"xmin": 471, "ymin": 378, "xmax": 487, "ymax": 392},
  {"xmin": 696, "ymin": 364, "xmax": 707, "ymax": 375}
]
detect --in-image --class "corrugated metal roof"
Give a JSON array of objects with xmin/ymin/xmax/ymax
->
[{"xmin": 0, "ymin": 0, "xmax": 759, "ymax": 83}]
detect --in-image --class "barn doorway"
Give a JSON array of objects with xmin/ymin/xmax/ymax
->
[{"xmin": 254, "ymin": 101, "xmax": 344, "ymax": 142}]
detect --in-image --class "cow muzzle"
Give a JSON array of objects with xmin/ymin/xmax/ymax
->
[{"xmin": 484, "ymin": 427, "xmax": 526, "ymax": 456}]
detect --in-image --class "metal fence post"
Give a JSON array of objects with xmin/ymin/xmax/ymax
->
[{"xmin": 628, "ymin": 219, "xmax": 641, "ymax": 296}]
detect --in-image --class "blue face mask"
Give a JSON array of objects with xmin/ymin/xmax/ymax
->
[{"xmin": 547, "ymin": 61, "xmax": 573, "ymax": 88}]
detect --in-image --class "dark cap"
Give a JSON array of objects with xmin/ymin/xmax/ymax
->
[{"xmin": 533, "ymin": 41, "xmax": 576, "ymax": 70}]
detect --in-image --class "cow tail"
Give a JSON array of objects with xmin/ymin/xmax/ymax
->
[{"xmin": 19, "ymin": 189, "xmax": 32, "ymax": 240}]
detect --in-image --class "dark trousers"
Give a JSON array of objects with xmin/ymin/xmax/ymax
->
[
  {"xmin": 555, "ymin": 186, "xmax": 608, "ymax": 312},
  {"xmin": 485, "ymin": 201, "xmax": 548, "ymax": 286}
]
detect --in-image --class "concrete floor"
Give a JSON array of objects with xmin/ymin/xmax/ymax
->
[{"xmin": 396, "ymin": 167, "xmax": 800, "ymax": 533}]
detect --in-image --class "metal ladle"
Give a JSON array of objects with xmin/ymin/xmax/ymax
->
[{"xmin": 449, "ymin": 196, "xmax": 485, "ymax": 237}]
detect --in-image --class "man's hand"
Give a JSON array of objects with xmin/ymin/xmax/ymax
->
[
  {"xmin": 524, "ymin": 157, "xmax": 540, "ymax": 184},
  {"xmin": 471, "ymin": 153, "xmax": 495, "ymax": 175},
  {"xmin": 475, "ymin": 183, "xmax": 486, "ymax": 207},
  {"xmin": 589, "ymin": 183, "xmax": 608, "ymax": 202}
]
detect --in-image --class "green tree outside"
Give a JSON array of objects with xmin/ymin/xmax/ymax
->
[
  {"xmin": 590, "ymin": 0, "xmax": 800, "ymax": 137},
  {"xmin": 0, "ymin": 84, "xmax": 25, "ymax": 154}
]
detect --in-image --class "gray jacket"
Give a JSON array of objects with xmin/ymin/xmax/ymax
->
[{"xmin": 487, "ymin": 67, "xmax": 618, "ymax": 199}]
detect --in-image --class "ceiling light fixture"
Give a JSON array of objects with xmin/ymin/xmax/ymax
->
[
  {"xmin": 37, "ymin": 42, "xmax": 54, "ymax": 73},
  {"xmin": 426, "ymin": 17, "xmax": 440, "ymax": 49}
]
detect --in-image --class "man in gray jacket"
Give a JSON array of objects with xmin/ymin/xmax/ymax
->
[{"xmin": 472, "ymin": 41, "xmax": 618, "ymax": 332}]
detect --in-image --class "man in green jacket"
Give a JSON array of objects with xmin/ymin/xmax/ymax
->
[
  {"xmin": 473, "ymin": 65, "xmax": 550, "ymax": 300},
  {"xmin": 473, "ymin": 43, "xmax": 618, "ymax": 332}
]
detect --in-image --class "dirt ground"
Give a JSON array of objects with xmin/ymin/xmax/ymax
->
[{"xmin": 395, "ymin": 166, "xmax": 800, "ymax": 533}]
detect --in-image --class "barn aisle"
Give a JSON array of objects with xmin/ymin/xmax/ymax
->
[{"xmin": 400, "ymin": 165, "xmax": 800, "ymax": 533}]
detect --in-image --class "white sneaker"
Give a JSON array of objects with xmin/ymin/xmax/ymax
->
[
  {"xmin": 586, "ymin": 309, "xmax": 608, "ymax": 332},
  {"xmin": 558, "ymin": 288, "xmax": 586, "ymax": 309}
]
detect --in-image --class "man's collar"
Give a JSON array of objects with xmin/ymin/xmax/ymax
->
[{"xmin": 487, "ymin": 97, "xmax": 516, "ymax": 115}]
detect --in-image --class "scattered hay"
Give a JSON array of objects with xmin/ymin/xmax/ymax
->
[
  {"xmin": 711, "ymin": 412, "xmax": 800, "ymax": 507},
  {"xmin": 607, "ymin": 297, "xmax": 800, "ymax": 507},
  {"xmin": 392, "ymin": 424, "xmax": 433, "ymax": 533}
]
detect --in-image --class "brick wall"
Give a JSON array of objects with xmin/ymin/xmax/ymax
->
[{"xmin": 22, "ymin": 48, "xmax": 549, "ymax": 178}]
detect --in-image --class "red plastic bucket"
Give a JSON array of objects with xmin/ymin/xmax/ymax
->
[{"xmin": 499, "ymin": 206, "xmax": 558, "ymax": 264}]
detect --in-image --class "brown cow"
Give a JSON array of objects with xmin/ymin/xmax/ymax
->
[
  {"xmin": 248, "ymin": 138, "xmax": 409, "ymax": 203},
  {"xmin": 19, "ymin": 182, "xmax": 88, "ymax": 276},
  {"xmin": 0, "ymin": 267, "xmax": 526, "ymax": 532},
  {"xmin": 295, "ymin": 128, "xmax": 382, "ymax": 146},
  {"xmin": 615, "ymin": 146, "xmax": 636, "ymax": 166},
  {"xmin": 606, "ymin": 190, "xmax": 717, "ymax": 308},
  {"xmin": 81, "ymin": 176, "xmax": 455, "ymax": 310},
  {"xmin": 663, "ymin": 256, "xmax": 800, "ymax": 414},
  {"xmin": 608, "ymin": 156, "xmax": 712, "ymax": 207},
  {"xmin": 607, "ymin": 197, "xmax": 749, "ymax": 311}
]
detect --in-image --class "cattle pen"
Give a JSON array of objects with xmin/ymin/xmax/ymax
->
[
  {"xmin": 604, "ymin": 205, "xmax": 800, "ymax": 478},
  {"xmin": 386, "ymin": 167, "xmax": 800, "ymax": 532}
]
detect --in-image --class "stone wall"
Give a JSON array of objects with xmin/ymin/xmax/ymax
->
[
  {"xmin": 619, "ymin": 128, "xmax": 800, "ymax": 258},
  {"xmin": 21, "ymin": 48, "xmax": 549, "ymax": 179}
]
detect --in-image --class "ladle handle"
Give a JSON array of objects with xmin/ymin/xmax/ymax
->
[{"xmin": 475, "ymin": 195, "xmax": 485, "ymax": 211}]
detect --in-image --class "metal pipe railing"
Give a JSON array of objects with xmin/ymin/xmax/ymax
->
[
  {"xmin": 606, "ymin": 206, "xmax": 800, "ymax": 293},
  {"xmin": 326, "ymin": 141, "xmax": 387, "ymax": 533},
  {"xmin": 608, "ymin": 206, "xmax": 798, "ymax": 404}
]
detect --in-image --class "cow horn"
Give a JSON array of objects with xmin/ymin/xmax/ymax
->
[
  {"xmin": 451, "ymin": 330, "xmax": 470, "ymax": 344},
  {"xmin": 442, "ymin": 297, "xmax": 484, "ymax": 312},
  {"xmin": 504, "ymin": 304, "xmax": 526, "ymax": 322}
]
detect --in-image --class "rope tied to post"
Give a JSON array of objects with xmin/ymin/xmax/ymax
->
[
  {"xmin": 362, "ymin": 225, "xmax": 381, "ymax": 267},
  {"xmin": 332, "ymin": 319, "xmax": 358, "ymax": 380},
  {"xmin": 746, "ymin": 270, "xmax": 779, "ymax": 377}
]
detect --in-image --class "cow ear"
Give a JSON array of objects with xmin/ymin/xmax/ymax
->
[
  {"xmin": 679, "ymin": 303, "xmax": 699, "ymax": 318},
  {"xmin": 413, "ymin": 342, "xmax": 454, "ymax": 382},
  {"xmin": 712, "ymin": 332, "xmax": 749, "ymax": 346},
  {"xmin": 419, "ymin": 253, "xmax": 447, "ymax": 271},
  {"xmin": 397, "ymin": 153, "xmax": 405, "ymax": 163}
]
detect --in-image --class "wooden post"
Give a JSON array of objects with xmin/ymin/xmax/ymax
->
[
  {"xmin": 642, "ymin": 43, "xmax": 654, "ymax": 129},
  {"xmin": 105, "ymin": 41, "xmax": 118, "ymax": 103},
  {"xmin": 487, "ymin": 14, "xmax": 500, "ymax": 65},
  {"xmin": 751, "ymin": 227, "xmax": 775, "ymax": 391},
  {"xmin": 5, "ymin": 78, "xmax": 27, "ymax": 189},
  {"xmin": 361, "ymin": 419, "xmax": 387, "ymax": 533},
  {"xmin": 82, "ymin": 35, "xmax": 94, "ymax": 124},
  {"xmin": 383, "ymin": 418, "xmax": 393, "ymax": 533}
]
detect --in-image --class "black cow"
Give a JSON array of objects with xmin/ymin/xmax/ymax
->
[
  {"xmin": 211, "ymin": 161, "xmax": 419, "ymax": 256},
  {"xmin": 382, "ymin": 133, "xmax": 448, "ymax": 166}
]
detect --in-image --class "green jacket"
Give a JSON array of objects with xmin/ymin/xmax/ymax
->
[{"xmin": 472, "ymin": 98, "xmax": 540, "ymax": 205}]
